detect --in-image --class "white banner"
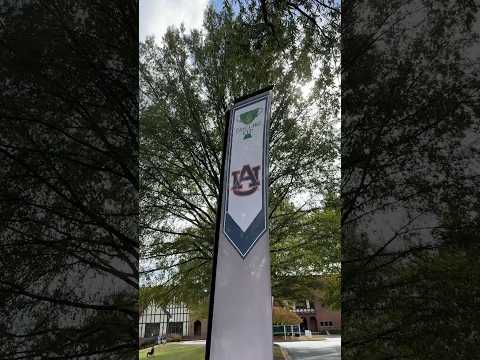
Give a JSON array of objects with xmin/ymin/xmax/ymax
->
[
  {"xmin": 206, "ymin": 89, "xmax": 273, "ymax": 360},
  {"xmin": 223, "ymin": 93, "xmax": 270, "ymax": 258}
]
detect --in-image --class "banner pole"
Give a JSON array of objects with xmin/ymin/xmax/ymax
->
[
  {"xmin": 205, "ymin": 110, "xmax": 230, "ymax": 360},
  {"xmin": 205, "ymin": 86, "xmax": 273, "ymax": 359}
]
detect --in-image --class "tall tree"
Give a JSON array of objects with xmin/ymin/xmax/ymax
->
[
  {"xmin": 342, "ymin": 0, "xmax": 480, "ymax": 359},
  {"xmin": 139, "ymin": 1, "xmax": 340, "ymax": 309},
  {"xmin": 0, "ymin": 1, "xmax": 138, "ymax": 358}
]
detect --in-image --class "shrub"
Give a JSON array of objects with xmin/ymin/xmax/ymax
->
[
  {"xmin": 272, "ymin": 306, "xmax": 302, "ymax": 325},
  {"xmin": 167, "ymin": 334, "xmax": 182, "ymax": 342},
  {"xmin": 139, "ymin": 337, "xmax": 156, "ymax": 349}
]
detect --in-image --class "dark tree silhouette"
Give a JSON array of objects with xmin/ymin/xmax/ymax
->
[
  {"xmin": 0, "ymin": 1, "xmax": 138, "ymax": 358},
  {"xmin": 342, "ymin": 1, "xmax": 480, "ymax": 359}
]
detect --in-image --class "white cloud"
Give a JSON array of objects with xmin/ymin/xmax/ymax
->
[{"xmin": 139, "ymin": 0, "xmax": 209, "ymax": 43}]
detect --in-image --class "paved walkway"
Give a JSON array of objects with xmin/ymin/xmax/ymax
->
[
  {"xmin": 179, "ymin": 340, "xmax": 206, "ymax": 345},
  {"xmin": 179, "ymin": 337, "xmax": 341, "ymax": 359},
  {"xmin": 275, "ymin": 336, "xmax": 341, "ymax": 360}
]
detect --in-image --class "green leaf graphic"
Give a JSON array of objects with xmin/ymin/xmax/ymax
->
[{"xmin": 240, "ymin": 108, "xmax": 260, "ymax": 125}]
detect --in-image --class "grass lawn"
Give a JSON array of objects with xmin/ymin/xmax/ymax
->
[
  {"xmin": 139, "ymin": 344, "xmax": 205, "ymax": 360},
  {"xmin": 139, "ymin": 343, "xmax": 287, "ymax": 360}
]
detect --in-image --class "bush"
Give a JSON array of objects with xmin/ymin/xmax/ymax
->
[
  {"xmin": 167, "ymin": 334, "xmax": 182, "ymax": 342},
  {"xmin": 272, "ymin": 306, "xmax": 302, "ymax": 325},
  {"xmin": 139, "ymin": 337, "xmax": 157, "ymax": 349}
]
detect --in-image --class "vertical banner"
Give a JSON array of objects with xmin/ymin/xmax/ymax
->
[{"xmin": 206, "ymin": 87, "xmax": 273, "ymax": 360}]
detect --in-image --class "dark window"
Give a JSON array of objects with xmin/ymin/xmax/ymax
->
[
  {"xmin": 168, "ymin": 321, "xmax": 183, "ymax": 335},
  {"xmin": 329, "ymin": 321, "xmax": 333, "ymax": 326},
  {"xmin": 144, "ymin": 323, "xmax": 160, "ymax": 338},
  {"xmin": 301, "ymin": 317, "xmax": 308, "ymax": 330}
]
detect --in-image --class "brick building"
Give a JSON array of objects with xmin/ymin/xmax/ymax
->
[
  {"xmin": 291, "ymin": 299, "xmax": 341, "ymax": 333},
  {"xmin": 139, "ymin": 298, "xmax": 340, "ymax": 341}
]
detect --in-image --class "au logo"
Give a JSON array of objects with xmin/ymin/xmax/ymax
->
[
  {"xmin": 231, "ymin": 164, "xmax": 260, "ymax": 196},
  {"xmin": 239, "ymin": 108, "xmax": 261, "ymax": 140}
]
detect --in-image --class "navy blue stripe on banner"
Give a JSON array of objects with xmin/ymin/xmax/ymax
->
[{"xmin": 224, "ymin": 209, "xmax": 267, "ymax": 258}]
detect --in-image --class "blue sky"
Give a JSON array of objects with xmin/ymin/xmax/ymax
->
[{"xmin": 212, "ymin": 0, "xmax": 223, "ymax": 10}]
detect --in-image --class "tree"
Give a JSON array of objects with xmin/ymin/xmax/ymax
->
[
  {"xmin": 139, "ymin": 1, "xmax": 340, "ymax": 310},
  {"xmin": 341, "ymin": 0, "xmax": 480, "ymax": 359},
  {"xmin": 0, "ymin": 1, "xmax": 138, "ymax": 358},
  {"xmin": 272, "ymin": 306, "xmax": 302, "ymax": 325}
]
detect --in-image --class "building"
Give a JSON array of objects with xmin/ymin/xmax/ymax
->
[
  {"xmin": 139, "ymin": 298, "xmax": 340, "ymax": 341},
  {"xmin": 139, "ymin": 303, "xmax": 189, "ymax": 339},
  {"xmin": 290, "ymin": 299, "xmax": 341, "ymax": 334}
]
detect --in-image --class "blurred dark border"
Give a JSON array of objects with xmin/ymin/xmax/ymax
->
[
  {"xmin": 342, "ymin": 1, "xmax": 480, "ymax": 359},
  {"xmin": 0, "ymin": 1, "xmax": 138, "ymax": 358}
]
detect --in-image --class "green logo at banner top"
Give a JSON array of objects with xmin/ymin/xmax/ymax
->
[
  {"xmin": 240, "ymin": 108, "xmax": 260, "ymax": 125},
  {"xmin": 239, "ymin": 108, "xmax": 261, "ymax": 139}
]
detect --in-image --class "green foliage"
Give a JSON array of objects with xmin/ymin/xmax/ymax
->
[
  {"xmin": 313, "ymin": 274, "xmax": 340, "ymax": 311},
  {"xmin": 189, "ymin": 302, "xmax": 210, "ymax": 321},
  {"xmin": 0, "ymin": 1, "xmax": 137, "ymax": 358},
  {"xmin": 140, "ymin": 286, "xmax": 169, "ymax": 308},
  {"xmin": 140, "ymin": 0, "xmax": 340, "ymax": 310},
  {"xmin": 272, "ymin": 306, "xmax": 302, "ymax": 325},
  {"xmin": 341, "ymin": 0, "xmax": 480, "ymax": 359}
]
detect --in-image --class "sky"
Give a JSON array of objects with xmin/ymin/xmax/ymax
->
[
  {"xmin": 139, "ymin": 0, "xmax": 340, "ymax": 279},
  {"xmin": 139, "ymin": 0, "xmax": 221, "ymax": 42}
]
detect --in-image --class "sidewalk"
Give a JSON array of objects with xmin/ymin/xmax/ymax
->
[
  {"xmin": 179, "ymin": 339, "xmax": 206, "ymax": 345},
  {"xmin": 275, "ymin": 336, "xmax": 341, "ymax": 360}
]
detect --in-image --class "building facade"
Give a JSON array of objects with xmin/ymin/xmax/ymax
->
[
  {"xmin": 139, "ymin": 299, "xmax": 340, "ymax": 341},
  {"xmin": 139, "ymin": 303, "xmax": 190, "ymax": 339},
  {"xmin": 292, "ymin": 299, "xmax": 341, "ymax": 333}
]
